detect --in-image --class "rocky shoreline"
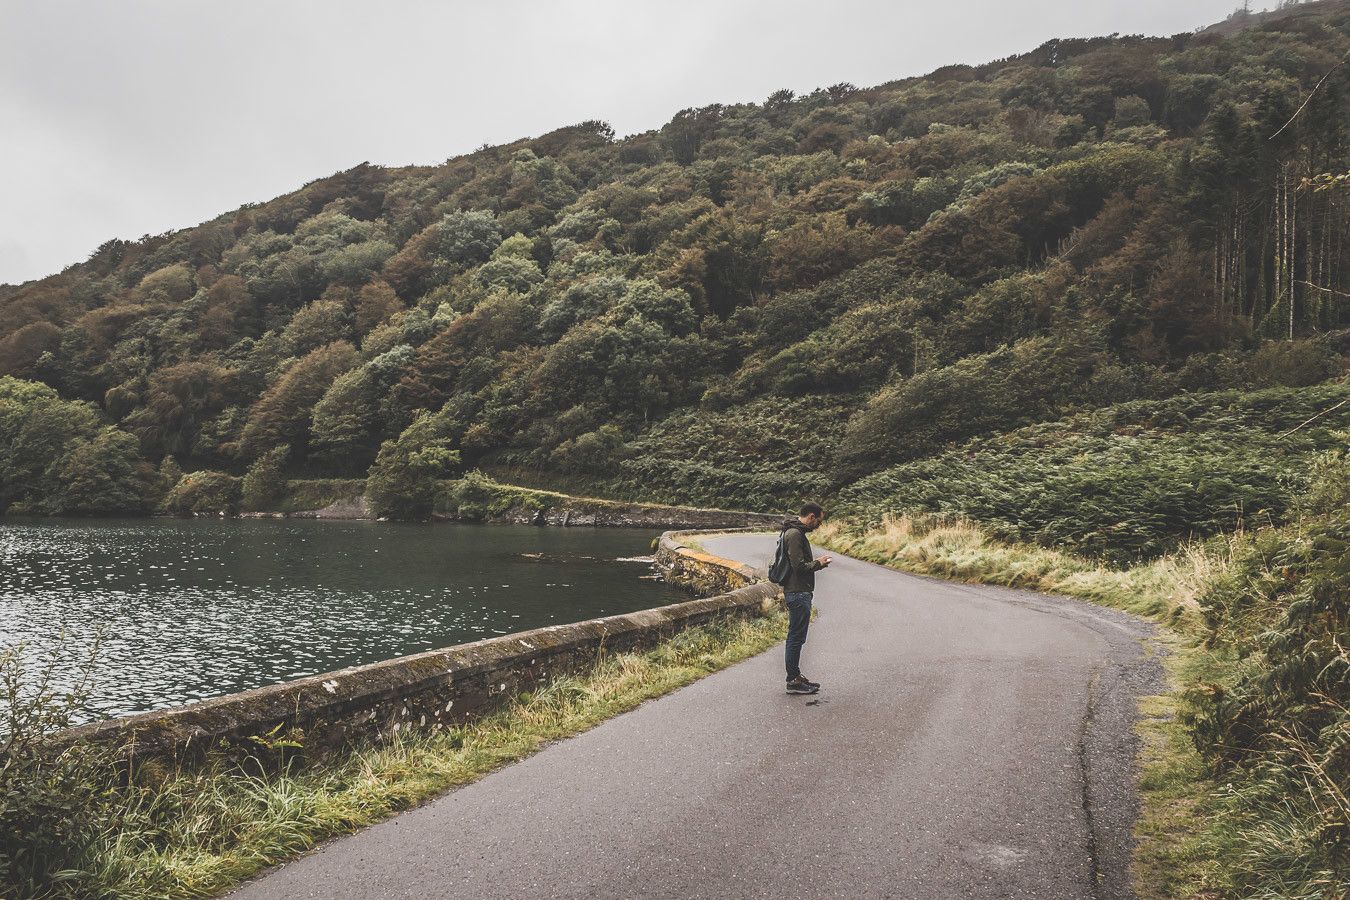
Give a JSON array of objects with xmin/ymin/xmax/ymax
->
[{"xmin": 235, "ymin": 491, "xmax": 779, "ymax": 531}]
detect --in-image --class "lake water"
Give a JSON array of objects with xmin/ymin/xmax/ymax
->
[{"xmin": 0, "ymin": 518, "xmax": 687, "ymax": 723}]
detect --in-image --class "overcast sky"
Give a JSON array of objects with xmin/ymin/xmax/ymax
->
[{"xmin": 1, "ymin": 0, "xmax": 1243, "ymax": 285}]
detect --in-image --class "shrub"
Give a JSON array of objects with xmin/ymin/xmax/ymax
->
[
  {"xmin": 440, "ymin": 470, "xmax": 547, "ymax": 520},
  {"xmin": 366, "ymin": 412, "xmax": 461, "ymax": 519},
  {"xmin": 162, "ymin": 470, "xmax": 242, "ymax": 516},
  {"xmin": 1300, "ymin": 435, "xmax": 1349, "ymax": 518},
  {"xmin": 0, "ymin": 377, "xmax": 153, "ymax": 516},
  {"xmin": 604, "ymin": 395, "xmax": 855, "ymax": 511},
  {"xmin": 241, "ymin": 446, "xmax": 290, "ymax": 511},
  {"xmin": 279, "ymin": 478, "xmax": 368, "ymax": 514},
  {"xmin": 1189, "ymin": 505, "xmax": 1350, "ymax": 894},
  {"xmin": 1244, "ymin": 339, "xmax": 1344, "ymax": 388},
  {"xmin": 548, "ymin": 425, "xmax": 624, "ymax": 475},
  {"xmin": 0, "ymin": 638, "xmax": 111, "ymax": 897}
]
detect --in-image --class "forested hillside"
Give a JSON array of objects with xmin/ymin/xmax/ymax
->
[{"xmin": 1, "ymin": 1, "xmax": 1347, "ymax": 532}]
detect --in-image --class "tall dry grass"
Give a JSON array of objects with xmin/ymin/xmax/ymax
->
[
  {"xmin": 815, "ymin": 506, "xmax": 1350, "ymax": 898},
  {"xmin": 816, "ymin": 513, "xmax": 1240, "ymax": 633}
]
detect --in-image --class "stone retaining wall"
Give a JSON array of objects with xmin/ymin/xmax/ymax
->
[
  {"xmin": 482, "ymin": 504, "xmax": 780, "ymax": 530},
  {"xmin": 56, "ymin": 532, "xmax": 779, "ymax": 763},
  {"xmin": 654, "ymin": 529, "xmax": 768, "ymax": 594},
  {"xmin": 245, "ymin": 485, "xmax": 780, "ymax": 530}
]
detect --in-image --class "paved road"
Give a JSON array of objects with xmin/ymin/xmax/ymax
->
[{"xmin": 231, "ymin": 533, "xmax": 1161, "ymax": 900}]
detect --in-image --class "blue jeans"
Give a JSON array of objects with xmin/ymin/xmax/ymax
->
[{"xmin": 784, "ymin": 591, "xmax": 813, "ymax": 680}]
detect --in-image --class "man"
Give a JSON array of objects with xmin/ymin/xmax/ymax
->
[{"xmin": 780, "ymin": 502, "xmax": 832, "ymax": 695}]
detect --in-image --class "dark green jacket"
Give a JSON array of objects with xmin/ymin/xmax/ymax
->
[{"xmin": 780, "ymin": 518, "xmax": 823, "ymax": 593}]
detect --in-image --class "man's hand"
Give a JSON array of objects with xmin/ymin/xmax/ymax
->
[{"xmin": 818, "ymin": 555, "xmax": 833, "ymax": 568}]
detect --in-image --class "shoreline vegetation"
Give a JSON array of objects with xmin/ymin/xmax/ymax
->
[
  {"xmin": 1, "ymin": 599, "xmax": 787, "ymax": 899},
  {"xmin": 0, "ymin": 469, "xmax": 778, "ymax": 529}
]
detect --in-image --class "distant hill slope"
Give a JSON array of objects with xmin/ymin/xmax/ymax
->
[
  {"xmin": 1199, "ymin": 0, "xmax": 1348, "ymax": 37},
  {"xmin": 0, "ymin": 1, "xmax": 1346, "ymax": 521}
]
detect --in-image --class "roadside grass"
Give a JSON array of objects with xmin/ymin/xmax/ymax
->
[
  {"xmin": 8, "ymin": 610, "xmax": 787, "ymax": 900},
  {"xmin": 814, "ymin": 509, "xmax": 1350, "ymax": 899},
  {"xmin": 813, "ymin": 514, "xmax": 1225, "ymax": 898},
  {"xmin": 1131, "ymin": 641, "xmax": 1223, "ymax": 899},
  {"xmin": 814, "ymin": 514, "xmax": 1234, "ymax": 629}
]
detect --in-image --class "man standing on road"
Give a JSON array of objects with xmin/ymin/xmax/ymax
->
[{"xmin": 779, "ymin": 502, "xmax": 832, "ymax": 695}]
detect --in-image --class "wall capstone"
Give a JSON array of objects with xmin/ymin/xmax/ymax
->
[{"xmin": 54, "ymin": 530, "xmax": 780, "ymax": 764}]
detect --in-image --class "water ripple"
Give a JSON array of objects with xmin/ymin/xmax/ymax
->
[{"xmin": 0, "ymin": 518, "xmax": 682, "ymax": 723}]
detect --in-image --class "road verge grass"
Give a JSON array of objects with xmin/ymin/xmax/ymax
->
[
  {"xmin": 3, "ymin": 609, "xmax": 786, "ymax": 899},
  {"xmin": 814, "ymin": 505, "xmax": 1349, "ymax": 898},
  {"xmin": 813, "ymin": 514, "xmax": 1223, "ymax": 896}
]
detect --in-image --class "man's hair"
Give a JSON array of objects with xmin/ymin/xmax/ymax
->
[{"xmin": 799, "ymin": 502, "xmax": 824, "ymax": 518}]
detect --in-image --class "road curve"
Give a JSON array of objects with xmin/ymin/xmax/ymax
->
[{"xmin": 230, "ymin": 532, "xmax": 1161, "ymax": 900}]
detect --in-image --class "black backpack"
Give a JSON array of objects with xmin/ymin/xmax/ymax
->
[{"xmin": 768, "ymin": 528, "xmax": 795, "ymax": 585}]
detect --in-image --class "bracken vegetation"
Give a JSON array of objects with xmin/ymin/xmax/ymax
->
[{"xmin": 836, "ymin": 381, "xmax": 1350, "ymax": 563}]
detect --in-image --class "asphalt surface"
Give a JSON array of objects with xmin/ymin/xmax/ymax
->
[{"xmin": 230, "ymin": 532, "xmax": 1162, "ymax": 900}]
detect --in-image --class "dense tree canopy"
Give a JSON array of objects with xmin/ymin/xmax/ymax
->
[
  {"xmin": 0, "ymin": 4, "xmax": 1346, "ymax": 516},
  {"xmin": 0, "ymin": 376, "xmax": 156, "ymax": 514}
]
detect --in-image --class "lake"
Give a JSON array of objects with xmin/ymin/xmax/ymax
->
[{"xmin": 0, "ymin": 517, "xmax": 687, "ymax": 722}]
